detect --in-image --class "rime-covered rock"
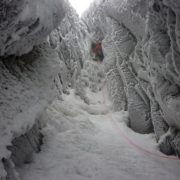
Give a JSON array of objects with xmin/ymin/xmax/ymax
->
[
  {"xmin": 101, "ymin": 16, "xmax": 152, "ymax": 133},
  {"xmin": 0, "ymin": 0, "xmax": 67, "ymax": 56},
  {"xmin": 1, "ymin": 0, "xmax": 180, "ymax": 178},
  {"xmin": 83, "ymin": 0, "xmax": 180, "ymax": 155},
  {"xmin": 0, "ymin": 1, "xmax": 89, "ymax": 178},
  {"xmin": 49, "ymin": 6, "xmax": 89, "ymax": 89},
  {"xmin": 0, "ymin": 41, "xmax": 61, "ymax": 166}
]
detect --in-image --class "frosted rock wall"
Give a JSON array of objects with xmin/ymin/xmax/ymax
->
[
  {"xmin": 49, "ymin": 6, "xmax": 89, "ymax": 89},
  {"xmin": 0, "ymin": 0, "xmax": 67, "ymax": 56},
  {"xmin": 84, "ymin": 0, "xmax": 180, "ymax": 156},
  {"xmin": 0, "ymin": 1, "xmax": 89, "ymax": 179},
  {"xmin": 0, "ymin": 42, "xmax": 61, "ymax": 179},
  {"xmin": 1, "ymin": 1, "xmax": 180, "ymax": 179}
]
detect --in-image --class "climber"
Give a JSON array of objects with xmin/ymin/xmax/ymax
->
[{"xmin": 91, "ymin": 42, "xmax": 104, "ymax": 62}]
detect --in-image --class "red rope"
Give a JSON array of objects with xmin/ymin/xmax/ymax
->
[{"xmin": 101, "ymin": 86, "xmax": 180, "ymax": 161}]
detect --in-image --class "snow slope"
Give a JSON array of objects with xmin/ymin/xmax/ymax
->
[{"xmin": 17, "ymin": 85, "xmax": 180, "ymax": 180}]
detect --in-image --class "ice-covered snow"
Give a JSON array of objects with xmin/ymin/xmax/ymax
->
[{"xmin": 17, "ymin": 85, "xmax": 180, "ymax": 180}]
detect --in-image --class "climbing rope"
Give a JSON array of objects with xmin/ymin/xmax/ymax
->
[{"xmin": 100, "ymin": 82, "xmax": 180, "ymax": 161}]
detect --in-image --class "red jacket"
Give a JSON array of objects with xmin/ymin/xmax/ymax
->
[{"xmin": 92, "ymin": 42, "xmax": 102, "ymax": 54}]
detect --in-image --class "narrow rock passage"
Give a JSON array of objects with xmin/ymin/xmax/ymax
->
[{"xmin": 18, "ymin": 87, "xmax": 180, "ymax": 180}]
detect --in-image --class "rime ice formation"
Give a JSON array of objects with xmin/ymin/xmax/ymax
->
[
  {"xmin": 0, "ymin": 1, "xmax": 88, "ymax": 179},
  {"xmin": 83, "ymin": 0, "xmax": 180, "ymax": 156},
  {"xmin": 1, "ymin": 0, "xmax": 180, "ymax": 179},
  {"xmin": 0, "ymin": 0, "xmax": 66, "ymax": 56}
]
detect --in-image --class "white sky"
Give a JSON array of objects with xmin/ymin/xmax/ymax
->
[{"xmin": 69, "ymin": 0, "xmax": 94, "ymax": 16}]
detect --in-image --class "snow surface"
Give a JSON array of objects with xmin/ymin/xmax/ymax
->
[{"xmin": 17, "ymin": 85, "xmax": 180, "ymax": 180}]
